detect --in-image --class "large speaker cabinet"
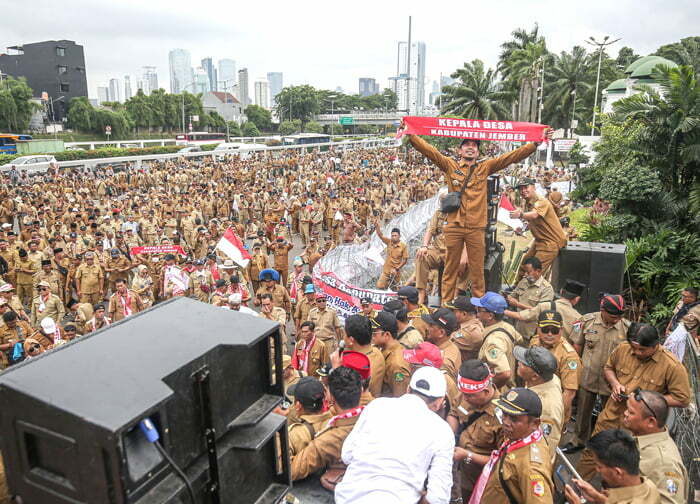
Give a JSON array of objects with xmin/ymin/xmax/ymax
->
[{"xmin": 0, "ymin": 297, "xmax": 290, "ymax": 504}]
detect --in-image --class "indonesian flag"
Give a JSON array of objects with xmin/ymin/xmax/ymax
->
[
  {"xmin": 215, "ymin": 227, "xmax": 251, "ymax": 268},
  {"xmin": 497, "ymin": 194, "xmax": 524, "ymax": 230}
]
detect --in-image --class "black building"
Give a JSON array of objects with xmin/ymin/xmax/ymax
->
[{"xmin": 0, "ymin": 40, "xmax": 88, "ymax": 122}]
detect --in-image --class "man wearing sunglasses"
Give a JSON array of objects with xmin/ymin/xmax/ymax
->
[
  {"xmin": 30, "ymin": 280, "xmax": 65, "ymax": 328},
  {"xmin": 622, "ymin": 389, "xmax": 688, "ymax": 504},
  {"xmin": 577, "ymin": 322, "xmax": 691, "ymax": 480}
]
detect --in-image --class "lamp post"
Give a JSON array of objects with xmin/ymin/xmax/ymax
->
[
  {"xmin": 537, "ymin": 56, "xmax": 546, "ymax": 124},
  {"xmin": 586, "ymin": 35, "xmax": 621, "ymax": 135},
  {"xmin": 570, "ymin": 87, "xmax": 577, "ymax": 138},
  {"xmin": 181, "ymin": 82, "xmax": 197, "ymax": 134}
]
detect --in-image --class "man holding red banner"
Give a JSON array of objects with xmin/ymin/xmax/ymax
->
[{"xmin": 402, "ymin": 117, "xmax": 552, "ymax": 302}]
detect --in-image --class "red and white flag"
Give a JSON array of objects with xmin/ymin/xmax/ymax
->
[
  {"xmin": 497, "ymin": 194, "xmax": 524, "ymax": 230},
  {"xmin": 215, "ymin": 227, "xmax": 251, "ymax": 268}
]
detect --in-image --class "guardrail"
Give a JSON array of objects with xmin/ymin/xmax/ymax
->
[{"xmin": 316, "ymin": 112, "xmax": 407, "ymax": 121}]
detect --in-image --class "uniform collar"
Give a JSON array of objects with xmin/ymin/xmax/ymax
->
[
  {"xmin": 606, "ymin": 478, "xmax": 653, "ymax": 501},
  {"xmin": 635, "ymin": 429, "xmax": 671, "ymax": 450}
]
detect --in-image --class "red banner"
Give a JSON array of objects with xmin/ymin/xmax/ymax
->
[
  {"xmin": 130, "ymin": 245, "xmax": 186, "ymax": 256},
  {"xmin": 312, "ymin": 271, "xmax": 396, "ymax": 322},
  {"xmin": 397, "ymin": 116, "xmax": 549, "ymax": 143}
]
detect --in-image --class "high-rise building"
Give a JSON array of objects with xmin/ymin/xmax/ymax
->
[
  {"xmin": 201, "ymin": 58, "xmax": 217, "ymax": 92},
  {"xmin": 218, "ymin": 59, "xmax": 237, "ymax": 92},
  {"xmin": 266, "ymin": 72, "xmax": 283, "ymax": 104},
  {"xmin": 0, "ymin": 39, "xmax": 88, "ymax": 121},
  {"xmin": 194, "ymin": 67, "xmax": 210, "ymax": 94},
  {"xmin": 108, "ymin": 78, "xmax": 121, "ymax": 102},
  {"xmin": 97, "ymin": 86, "xmax": 109, "ymax": 105},
  {"xmin": 254, "ymin": 79, "xmax": 269, "ymax": 109},
  {"xmin": 358, "ymin": 78, "xmax": 379, "ymax": 97},
  {"xmin": 393, "ymin": 41, "xmax": 426, "ymax": 114},
  {"xmin": 142, "ymin": 66, "xmax": 158, "ymax": 95},
  {"xmin": 168, "ymin": 49, "xmax": 193, "ymax": 94},
  {"xmin": 238, "ymin": 68, "xmax": 250, "ymax": 108},
  {"xmin": 124, "ymin": 75, "xmax": 132, "ymax": 100}
]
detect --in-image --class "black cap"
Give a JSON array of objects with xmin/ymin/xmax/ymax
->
[
  {"xmin": 215, "ymin": 279, "xmax": 227, "ymax": 288},
  {"xmin": 516, "ymin": 177, "xmax": 536, "ymax": 187},
  {"xmin": 513, "ymin": 346, "xmax": 558, "ymax": 381},
  {"xmin": 41, "ymin": 259, "xmax": 51, "ymax": 266},
  {"xmin": 537, "ymin": 310, "xmax": 563, "ymax": 328},
  {"xmin": 493, "ymin": 387, "xmax": 542, "ymax": 417},
  {"xmin": 360, "ymin": 297, "xmax": 372, "ymax": 305},
  {"xmin": 562, "ymin": 279, "xmax": 585, "ymax": 297},
  {"xmin": 446, "ymin": 296, "xmax": 476, "ymax": 313},
  {"xmin": 370, "ymin": 311, "xmax": 397, "ymax": 335},
  {"xmin": 397, "ymin": 286, "xmax": 419, "ymax": 303},
  {"xmin": 421, "ymin": 308, "xmax": 458, "ymax": 333},
  {"xmin": 164, "ymin": 253, "xmax": 176, "ymax": 261},
  {"xmin": 287, "ymin": 377, "xmax": 325, "ymax": 409}
]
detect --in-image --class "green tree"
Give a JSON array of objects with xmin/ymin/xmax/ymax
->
[
  {"xmin": 66, "ymin": 97, "xmax": 93, "ymax": 132},
  {"xmin": 543, "ymin": 46, "xmax": 593, "ymax": 129},
  {"xmin": 568, "ymin": 141, "xmax": 589, "ymax": 168},
  {"xmin": 244, "ymin": 104, "xmax": 273, "ymax": 132},
  {"xmin": 278, "ymin": 120, "xmax": 298, "ymax": 135},
  {"xmin": 125, "ymin": 89, "xmax": 153, "ymax": 132},
  {"xmin": 440, "ymin": 59, "xmax": 509, "ymax": 119},
  {"xmin": 616, "ymin": 46, "xmax": 640, "ymax": 70},
  {"xmin": 227, "ymin": 121, "xmax": 241, "ymax": 137},
  {"xmin": 655, "ymin": 36, "xmax": 700, "ymax": 75},
  {"xmin": 274, "ymin": 85, "xmax": 319, "ymax": 123},
  {"xmin": 0, "ymin": 76, "xmax": 36, "ymax": 131},
  {"xmin": 241, "ymin": 121, "xmax": 261, "ymax": 137},
  {"xmin": 304, "ymin": 121, "xmax": 323, "ymax": 133}
]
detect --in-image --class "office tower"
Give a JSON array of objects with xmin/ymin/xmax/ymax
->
[
  {"xmin": 201, "ymin": 57, "xmax": 216, "ymax": 92},
  {"xmin": 108, "ymin": 78, "xmax": 121, "ymax": 102},
  {"xmin": 358, "ymin": 78, "xmax": 379, "ymax": 97},
  {"xmin": 393, "ymin": 41, "xmax": 426, "ymax": 114},
  {"xmin": 142, "ymin": 66, "xmax": 158, "ymax": 95},
  {"xmin": 97, "ymin": 86, "xmax": 109, "ymax": 105},
  {"xmin": 254, "ymin": 79, "xmax": 269, "ymax": 109},
  {"xmin": 218, "ymin": 59, "xmax": 237, "ymax": 92},
  {"xmin": 266, "ymin": 72, "xmax": 283, "ymax": 104},
  {"xmin": 238, "ymin": 68, "xmax": 250, "ymax": 108},
  {"xmin": 168, "ymin": 48, "xmax": 193, "ymax": 93},
  {"xmin": 124, "ymin": 75, "xmax": 132, "ymax": 100}
]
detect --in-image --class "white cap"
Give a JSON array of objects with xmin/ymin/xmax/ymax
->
[
  {"xmin": 409, "ymin": 366, "xmax": 446, "ymax": 398},
  {"xmin": 1, "ymin": 223, "xmax": 11, "ymax": 228},
  {"xmin": 228, "ymin": 293, "xmax": 242, "ymax": 304},
  {"xmin": 0, "ymin": 283, "xmax": 13, "ymax": 292},
  {"xmin": 40, "ymin": 317, "xmax": 57, "ymax": 334}
]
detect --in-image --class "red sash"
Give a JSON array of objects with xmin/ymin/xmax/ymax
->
[
  {"xmin": 291, "ymin": 335, "xmax": 316, "ymax": 374},
  {"xmin": 327, "ymin": 406, "xmax": 365, "ymax": 427}
]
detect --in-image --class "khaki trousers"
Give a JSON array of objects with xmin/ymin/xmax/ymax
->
[
  {"xmin": 443, "ymin": 226, "xmax": 485, "ymax": 302},
  {"xmin": 516, "ymin": 240, "xmax": 563, "ymax": 281}
]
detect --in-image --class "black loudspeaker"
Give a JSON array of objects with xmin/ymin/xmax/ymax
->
[
  {"xmin": 484, "ymin": 247, "xmax": 504, "ymax": 293},
  {"xmin": 0, "ymin": 297, "xmax": 290, "ymax": 504},
  {"xmin": 551, "ymin": 241, "xmax": 627, "ymax": 314},
  {"xmin": 486, "ymin": 175, "xmax": 500, "ymax": 254}
]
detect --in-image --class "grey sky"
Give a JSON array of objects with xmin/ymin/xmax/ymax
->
[{"xmin": 2, "ymin": 0, "xmax": 698, "ymax": 99}]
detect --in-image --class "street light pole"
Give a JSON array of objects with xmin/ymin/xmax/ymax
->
[
  {"xmin": 538, "ymin": 57, "xmax": 546, "ymax": 124},
  {"xmin": 586, "ymin": 35, "xmax": 621, "ymax": 135},
  {"xmin": 570, "ymin": 87, "xmax": 577, "ymax": 137}
]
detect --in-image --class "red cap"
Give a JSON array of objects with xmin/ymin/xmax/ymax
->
[
  {"xmin": 341, "ymin": 351, "xmax": 371, "ymax": 380},
  {"xmin": 276, "ymin": 236, "xmax": 285, "ymax": 240},
  {"xmin": 315, "ymin": 293, "xmax": 327, "ymax": 300},
  {"xmin": 403, "ymin": 342, "xmax": 443, "ymax": 369}
]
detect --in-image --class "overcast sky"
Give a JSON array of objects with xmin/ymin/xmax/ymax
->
[{"xmin": 2, "ymin": 0, "xmax": 698, "ymax": 99}]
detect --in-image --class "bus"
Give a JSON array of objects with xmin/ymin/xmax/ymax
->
[
  {"xmin": 0, "ymin": 133, "xmax": 33, "ymax": 154},
  {"xmin": 282, "ymin": 133, "xmax": 331, "ymax": 145},
  {"xmin": 175, "ymin": 131, "xmax": 227, "ymax": 146}
]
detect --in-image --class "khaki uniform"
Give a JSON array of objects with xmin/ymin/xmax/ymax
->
[
  {"xmin": 359, "ymin": 345, "xmax": 386, "ymax": 399},
  {"xmin": 105, "ymin": 256, "xmax": 132, "ymax": 293},
  {"xmin": 380, "ymin": 339, "xmax": 411, "ymax": 397},
  {"xmin": 288, "ymin": 411, "xmax": 332, "ymax": 458},
  {"xmin": 481, "ymin": 434, "xmax": 553, "ymax": 504},
  {"xmin": 478, "ymin": 321, "xmax": 522, "ymax": 389},
  {"xmin": 452, "ymin": 318, "xmax": 484, "ymax": 362},
  {"xmin": 397, "ymin": 325, "xmax": 423, "ymax": 349},
  {"xmin": 511, "ymin": 276, "xmax": 554, "ymax": 340},
  {"xmin": 407, "ymin": 305, "xmax": 430, "ymax": 338},
  {"xmin": 570, "ymin": 312, "xmax": 629, "ymax": 446},
  {"xmin": 518, "ymin": 298, "xmax": 582, "ymax": 344},
  {"xmin": 189, "ymin": 269, "xmax": 214, "ymax": 303},
  {"xmin": 671, "ymin": 300, "xmax": 700, "ymax": 334},
  {"xmin": 30, "ymin": 293, "xmax": 65, "ymax": 327},
  {"xmin": 529, "ymin": 377, "xmax": 564, "ymax": 457},
  {"xmin": 290, "ymin": 414, "xmax": 360, "ymax": 481},
  {"xmin": 604, "ymin": 478, "xmax": 661, "ymax": 503},
  {"xmin": 530, "ymin": 336, "xmax": 582, "ymax": 392},
  {"xmin": 518, "ymin": 194, "xmax": 567, "ymax": 278},
  {"xmin": 376, "ymin": 237, "xmax": 408, "ymax": 290},
  {"xmin": 638, "ymin": 429, "xmax": 688, "ymax": 504},
  {"xmin": 409, "ymin": 135, "xmax": 537, "ymax": 300},
  {"xmin": 270, "ymin": 241, "xmax": 293, "ymax": 283},
  {"xmin": 261, "ymin": 306, "xmax": 288, "ymax": 348},
  {"xmin": 75, "ymin": 263, "xmax": 104, "ymax": 304},
  {"xmin": 308, "ymin": 307, "xmax": 342, "ymax": 353},
  {"xmin": 294, "ymin": 297, "xmax": 314, "ymax": 327},
  {"xmin": 437, "ymin": 338, "xmax": 462, "ymax": 382},
  {"xmin": 249, "ymin": 253, "xmax": 268, "ymax": 293},
  {"xmin": 107, "ymin": 290, "xmax": 144, "ymax": 322},
  {"xmin": 72, "ymin": 302, "xmax": 94, "ymax": 334},
  {"xmin": 15, "ymin": 257, "xmax": 38, "ymax": 305},
  {"xmin": 257, "ymin": 283, "xmax": 290, "ymax": 313},
  {"xmin": 32, "ymin": 270, "xmax": 62, "ymax": 297},
  {"xmin": 292, "ymin": 337, "xmax": 329, "ymax": 378},
  {"xmin": 415, "ymin": 211, "xmax": 446, "ymax": 290}
]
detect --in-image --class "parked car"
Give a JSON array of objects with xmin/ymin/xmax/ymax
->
[
  {"xmin": 178, "ymin": 146, "xmax": 202, "ymax": 153},
  {"xmin": 0, "ymin": 155, "xmax": 58, "ymax": 175},
  {"xmin": 121, "ymin": 143, "xmax": 141, "ymax": 149}
]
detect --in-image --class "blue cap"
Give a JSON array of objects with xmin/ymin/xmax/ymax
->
[
  {"xmin": 470, "ymin": 292, "xmax": 507, "ymax": 314},
  {"xmin": 304, "ymin": 284, "xmax": 315, "ymax": 294}
]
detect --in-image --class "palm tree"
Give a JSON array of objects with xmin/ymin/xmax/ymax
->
[
  {"xmin": 543, "ymin": 46, "xmax": 593, "ymax": 129},
  {"xmin": 439, "ymin": 59, "xmax": 510, "ymax": 119}
]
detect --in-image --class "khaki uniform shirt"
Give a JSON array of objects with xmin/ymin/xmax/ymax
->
[
  {"xmin": 380, "ymin": 339, "xmax": 411, "ymax": 397},
  {"xmin": 308, "ymin": 307, "xmax": 342, "ymax": 341},
  {"xmin": 262, "ymin": 307, "xmax": 287, "ymax": 340},
  {"xmin": 75, "ymin": 263, "xmax": 103, "ymax": 294},
  {"xmin": 529, "ymin": 377, "xmax": 564, "ymax": 457},
  {"xmin": 294, "ymin": 297, "xmax": 315, "ymax": 325},
  {"xmin": 288, "ymin": 411, "xmax": 332, "ymax": 458},
  {"xmin": 407, "ymin": 304, "xmax": 430, "ymax": 338},
  {"xmin": 481, "ymin": 435, "xmax": 553, "ymax": 504},
  {"xmin": 452, "ymin": 318, "xmax": 484, "ymax": 360},
  {"xmin": 571, "ymin": 312, "xmax": 629, "ymax": 395},
  {"xmin": 397, "ymin": 325, "xmax": 423, "ymax": 349},
  {"xmin": 32, "ymin": 270, "xmax": 62, "ymax": 297},
  {"xmin": 437, "ymin": 338, "xmax": 462, "ymax": 382},
  {"xmin": 512, "ymin": 276, "xmax": 554, "ymax": 339},
  {"xmin": 409, "ymin": 135, "xmax": 537, "ymax": 228},
  {"xmin": 671, "ymin": 300, "xmax": 700, "ymax": 333},
  {"xmin": 257, "ymin": 283, "xmax": 290, "ymax": 312},
  {"xmin": 290, "ymin": 414, "xmax": 360, "ymax": 481},
  {"xmin": 292, "ymin": 337, "xmax": 329, "ymax": 378},
  {"xmin": 108, "ymin": 290, "xmax": 144, "ymax": 322},
  {"xmin": 637, "ymin": 429, "xmax": 688, "ymax": 504},
  {"xmin": 450, "ymin": 393, "xmax": 502, "ymax": 456},
  {"xmin": 30, "ymin": 293, "xmax": 65, "ymax": 327},
  {"xmin": 523, "ymin": 194, "xmax": 567, "ymax": 248},
  {"xmin": 530, "ymin": 336, "xmax": 582, "ymax": 391},
  {"xmin": 379, "ymin": 237, "xmax": 408, "ymax": 274},
  {"xmin": 605, "ymin": 478, "xmax": 661, "ymax": 504},
  {"xmin": 479, "ymin": 321, "xmax": 522, "ymax": 389},
  {"xmin": 518, "ymin": 298, "xmax": 582, "ymax": 344}
]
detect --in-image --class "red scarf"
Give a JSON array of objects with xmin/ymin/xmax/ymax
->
[
  {"xmin": 327, "ymin": 406, "xmax": 365, "ymax": 427},
  {"xmin": 289, "ymin": 270, "xmax": 304, "ymax": 300},
  {"xmin": 210, "ymin": 263, "xmax": 220, "ymax": 281},
  {"xmin": 120, "ymin": 290, "xmax": 133, "ymax": 317},
  {"xmin": 469, "ymin": 429, "xmax": 543, "ymax": 504},
  {"xmin": 291, "ymin": 335, "xmax": 316, "ymax": 374}
]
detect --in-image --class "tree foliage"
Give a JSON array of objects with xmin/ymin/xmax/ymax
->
[
  {"xmin": 0, "ymin": 76, "xmax": 36, "ymax": 132},
  {"xmin": 241, "ymin": 121, "xmax": 260, "ymax": 137},
  {"xmin": 440, "ymin": 59, "xmax": 510, "ymax": 119},
  {"xmin": 244, "ymin": 104, "xmax": 272, "ymax": 132}
]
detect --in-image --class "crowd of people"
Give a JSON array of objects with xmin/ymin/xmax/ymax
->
[{"xmin": 0, "ymin": 136, "xmax": 698, "ymax": 504}]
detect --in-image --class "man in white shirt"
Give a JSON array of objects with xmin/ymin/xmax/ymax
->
[{"xmin": 334, "ymin": 365, "xmax": 455, "ymax": 504}]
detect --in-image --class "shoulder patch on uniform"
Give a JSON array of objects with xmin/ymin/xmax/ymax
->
[
  {"xmin": 395, "ymin": 372, "xmax": 406, "ymax": 382},
  {"xmin": 531, "ymin": 479, "xmax": 545, "ymax": 497},
  {"xmin": 667, "ymin": 479, "xmax": 679, "ymax": 495},
  {"xmin": 542, "ymin": 423, "xmax": 552, "ymax": 436},
  {"xmin": 488, "ymin": 348, "xmax": 499, "ymax": 359},
  {"xmin": 530, "ymin": 443, "xmax": 542, "ymax": 463},
  {"xmin": 567, "ymin": 360, "xmax": 578, "ymax": 370}
]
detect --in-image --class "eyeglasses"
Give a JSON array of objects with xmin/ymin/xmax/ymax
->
[
  {"xmin": 317, "ymin": 299, "xmax": 326, "ymax": 303},
  {"xmin": 540, "ymin": 326, "xmax": 560, "ymax": 334},
  {"xmin": 39, "ymin": 287, "xmax": 49, "ymax": 291},
  {"xmin": 30, "ymin": 344, "xmax": 41, "ymax": 350},
  {"xmin": 633, "ymin": 387, "xmax": 657, "ymax": 421}
]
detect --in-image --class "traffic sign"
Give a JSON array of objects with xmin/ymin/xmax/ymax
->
[
  {"xmin": 554, "ymin": 139, "xmax": 577, "ymax": 152},
  {"xmin": 339, "ymin": 116, "xmax": 354, "ymax": 126},
  {"xmin": 105, "ymin": 125, "xmax": 112, "ymax": 133}
]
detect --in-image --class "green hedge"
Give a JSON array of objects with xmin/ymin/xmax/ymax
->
[{"xmin": 0, "ymin": 145, "xmax": 190, "ymax": 166}]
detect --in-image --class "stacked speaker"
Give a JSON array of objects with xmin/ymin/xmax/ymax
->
[
  {"xmin": 0, "ymin": 297, "xmax": 290, "ymax": 504},
  {"xmin": 484, "ymin": 175, "xmax": 504, "ymax": 292}
]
